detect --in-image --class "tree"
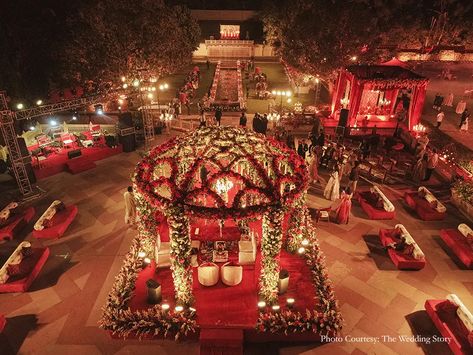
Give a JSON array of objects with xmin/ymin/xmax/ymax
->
[
  {"xmin": 261, "ymin": 0, "xmax": 473, "ymax": 78},
  {"xmin": 262, "ymin": 0, "xmax": 383, "ymax": 77},
  {"xmin": 55, "ymin": 0, "xmax": 201, "ymax": 87}
]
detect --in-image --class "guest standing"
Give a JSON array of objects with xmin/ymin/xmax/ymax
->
[
  {"xmin": 297, "ymin": 139, "xmax": 309, "ymax": 160},
  {"xmin": 436, "ymin": 110, "xmax": 444, "ymax": 128},
  {"xmin": 412, "ymin": 155, "xmax": 428, "ymax": 182},
  {"xmin": 239, "ymin": 112, "xmax": 247, "ymax": 128},
  {"xmin": 424, "ymin": 148, "xmax": 439, "ymax": 181},
  {"xmin": 124, "ymin": 186, "xmax": 136, "ymax": 225},
  {"xmin": 261, "ymin": 114, "xmax": 268, "ymax": 135},
  {"xmin": 445, "ymin": 93, "xmax": 454, "ymax": 107},
  {"xmin": 459, "ymin": 109, "xmax": 469, "ymax": 128},
  {"xmin": 199, "ymin": 110, "xmax": 206, "ymax": 128},
  {"xmin": 215, "ymin": 107, "xmax": 222, "ymax": 126},
  {"xmin": 347, "ymin": 161, "xmax": 360, "ymax": 193},
  {"xmin": 324, "ymin": 165, "xmax": 340, "ymax": 201},
  {"xmin": 308, "ymin": 149, "xmax": 320, "ymax": 183},
  {"xmin": 461, "ymin": 115, "xmax": 469, "ymax": 132},
  {"xmin": 331, "ymin": 188, "xmax": 352, "ymax": 224}
]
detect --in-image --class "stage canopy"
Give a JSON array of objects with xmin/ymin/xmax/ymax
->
[{"xmin": 331, "ymin": 64, "xmax": 428, "ymax": 130}]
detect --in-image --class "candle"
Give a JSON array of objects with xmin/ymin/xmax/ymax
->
[
  {"xmin": 257, "ymin": 301, "xmax": 266, "ymax": 310},
  {"xmin": 175, "ymin": 305, "xmax": 184, "ymax": 312},
  {"xmin": 161, "ymin": 303, "xmax": 170, "ymax": 311},
  {"xmin": 286, "ymin": 298, "xmax": 295, "ymax": 308},
  {"xmin": 298, "ymin": 247, "xmax": 305, "ymax": 254},
  {"xmin": 271, "ymin": 304, "xmax": 280, "ymax": 312}
]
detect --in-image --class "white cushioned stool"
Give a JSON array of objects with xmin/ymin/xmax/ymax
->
[
  {"xmin": 221, "ymin": 262, "xmax": 243, "ymax": 286},
  {"xmin": 198, "ymin": 262, "xmax": 219, "ymax": 286}
]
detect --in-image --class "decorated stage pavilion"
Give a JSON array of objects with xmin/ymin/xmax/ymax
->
[
  {"xmin": 100, "ymin": 127, "xmax": 342, "ymax": 351},
  {"xmin": 331, "ymin": 61, "xmax": 428, "ymax": 130}
]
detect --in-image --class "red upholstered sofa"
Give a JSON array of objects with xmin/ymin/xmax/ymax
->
[
  {"xmin": 0, "ymin": 314, "xmax": 5, "ymax": 333},
  {"xmin": 425, "ymin": 299, "xmax": 473, "ymax": 355},
  {"xmin": 0, "ymin": 247, "xmax": 50, "ymax": 293},
  {"xmin": 33, "ymin": 205, "xmax": 78, "ymax": 239},
  {"xmin": 0, "ymin": 207, "xmax": 35, "ymax": 241},
  {"xmin": 356, "ymin": 191, "xmax": 395, "ymax": 220},
  {"xmin": 404, "ymin": 192, "xmax": 446, "ymax": 221},
  {"xmin": 379, "ymin": 227, "xmax": 426, "ymax": 270},
  {"xmin": 440, "ymin": 228, "xmax": 473, "ymax": 269}
]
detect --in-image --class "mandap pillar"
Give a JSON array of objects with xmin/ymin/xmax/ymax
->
[
  {"xmin": 165, "ymin": 203, "xmax": 194, "ymax": 305},
  {"xmin": 259, "ymin": 207, "xmax": 284, "ymax": 303}
]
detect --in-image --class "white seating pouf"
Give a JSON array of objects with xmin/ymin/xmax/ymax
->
[
  {"xmin": 198, "ymin": 262, "xmax": 219, "ymax": 286},
  {"xmin": 221, "ymin": 262, "xmax": 243, "ymax": 286},
  {"xmin": 238, "ymin": 234, "xmax": 257, "ymax": 265},
  {"xmin": 155, "ymin": 241, "xmax": 171, "ymax": 268}
]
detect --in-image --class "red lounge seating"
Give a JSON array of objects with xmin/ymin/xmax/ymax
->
[
  {"xmin": 0, "ymin": 207, "xmax": 35, "ymax": 241},
  {"xmin": 440, "ymin": 229, "xmax": 473, "ymax": 269},
  {"xmin": 66, "ymin": 156, "xmax": 96, "ymax": 174},
  {"xmin": 33, "ymin": 205, "xmax": 78, "ymax": 239},
  {"xmin": 0, "ymin": 314, "xmax": 5, "ymax": 333},
  {"xmin": 356, "ymin": 191, "xmax": 395, "ymax": 220},
  {"xmin": 379, "ymin": 228, "xmax": 426, "ymax": 270},
  {"xmin": 425, "ymin": 300, "xmax": 473, "ymax": 355},
  {"xmin": 404, "ymin": 192, "xmax": 446, "ymax": 221},
  {"xmin": 0, "ymin": 247, "xmax": 50, "ymax": 293}
]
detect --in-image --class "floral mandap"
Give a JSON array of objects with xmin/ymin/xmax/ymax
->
[{"xmin": 100, "ymin": 127, "xmax": 342, "ymax": 342}]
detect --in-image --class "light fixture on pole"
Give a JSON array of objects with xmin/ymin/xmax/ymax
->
[
  {"xmin": 267, "ymin": 112, "xmax": 280, "ymax": 128},
  {"xmin": 271, "ymin": 90, "xmax": 292, "ymax": 113}
]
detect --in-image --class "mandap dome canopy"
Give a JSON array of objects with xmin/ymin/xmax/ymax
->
[{"xmin": 133, "ymin": 127, "xmax": 309, "ymax": 219}]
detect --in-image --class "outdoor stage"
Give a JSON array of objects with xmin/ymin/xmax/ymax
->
[{"xmin": 29, "ymin": 144, "xmax": 123, "ymax": 180}]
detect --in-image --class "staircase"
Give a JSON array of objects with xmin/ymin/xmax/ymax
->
[{"xmin": 199, "ymin": 328, "xmax": 243, "ymax": 355}]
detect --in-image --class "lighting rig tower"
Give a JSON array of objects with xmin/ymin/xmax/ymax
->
[{"xmin": 0, "ymin": 90, "xmax": 113, "ymax": 198}]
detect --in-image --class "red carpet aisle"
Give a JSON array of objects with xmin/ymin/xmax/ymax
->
[{"xmin": 31, "ymin": 145, "xmax": 123, "ymax": 180}]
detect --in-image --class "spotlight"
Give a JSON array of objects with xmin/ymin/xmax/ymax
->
[
  {"xmin": 175, "ymin": 305, "xmax": 184, "ymax": 312},
  {"xmin": 297, "ymin": 247, "xmax": 305, "ymax": 254},
  {"xmin": 301, "ymin": 239, "xmax": 309, "ymax": 246},
  {"xmin": 287, "ymin": 98, "xmax": 292, "ymax": 103},
  {"xmin": 95, "ymin": 104, "xmax": 104, "ymax": 115},
  {"xmin": 286, "ymin": 91, "xmax": 292, "ymax": 97},
  {"xmin": 36, "ymin": 99, "xmax": 43, "ymax": 106},
  {"xmin": 16, "ymin": 103, "xmax": 24, "ymax": 110},
  {"xmin": 351, "ymin": 56, "xmax": 358, "ymax": 61},
  {"xmin": 50, "ymin": 119, "xmax": 57, "ymax": 126},
  {"xmin": 133, "ymin": 79, "xmax": 140, "ymax": 87},
  {"xmin": 151, "ymin": 86, "xmax": 156, "ymax": 91},
  {"xmin": 123, "ymin": 83, "xmax": 128, "ymax": 89},
  {"xmin": 29, "ymin": 126, "xmax": 35, "ymax": 131},
  {"xmin": 138, "ymin": 251, "xmax": 146, "ymax": 258},
  {"xmin": 163, "ymin": 83, "xmax": 169, "ymax": 89},
  {"xmin": 121, "ymin": 76, "xmax": 126, "ymax": 82},
  {"xmin": 271, "ymin": 90, "xmax": 276, "ymax": 95}
]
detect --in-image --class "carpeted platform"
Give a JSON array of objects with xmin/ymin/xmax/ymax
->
[
  {"xmin": 129, "ymin": 247, "xmax": 317, "ymax": 330},
  {"xmin": 31, "ymin": 145, "xmax": 123, "ymax": 179}
]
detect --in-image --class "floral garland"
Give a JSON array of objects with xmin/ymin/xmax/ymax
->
[
  {"xmin": 99, "ymin": 235, "xmax": 197, "ymax": 340},
  {"xmin": 256, "ymin": 204, "xmax": 343, "ymax": 335},
  {"xmin": 259, "ymin": 208, "xmax": 284, "ymax": 303},
  {"xmin": 133, "ymin": 127, "xmax": 308, "ymax": 221},
  {"xmin": 165, "ymin": 204, "xmax": 194, "ymax": 306}
]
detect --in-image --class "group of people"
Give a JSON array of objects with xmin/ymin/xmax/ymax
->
[
  {"xmin": 433, "ymin": 92, "xmax": 470, "ymax": 132},
  {"xmin": 252, "ymin": 113, "xmax": 268, "ymax": 134},
  {"xmin": 412, "ymin": 145, "xmax": 439, "ymax": 182}
]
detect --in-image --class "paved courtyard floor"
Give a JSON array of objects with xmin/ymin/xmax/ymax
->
[{"xmin": 0, "ymin": 120, "xmax": 472, "ymax": 355}]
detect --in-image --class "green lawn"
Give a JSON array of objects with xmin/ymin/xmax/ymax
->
[
  {"xmin": 157, "ymin": 62, "xmax": 216, "ymax": 114},
  {"xmin": 156, "ymin": 61, "xmax": 329, "ymax": 114}
]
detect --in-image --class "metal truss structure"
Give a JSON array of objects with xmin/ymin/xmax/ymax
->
[{"xmin": 0, "ymin": 90, "xmax": 115, "ymax": 197}]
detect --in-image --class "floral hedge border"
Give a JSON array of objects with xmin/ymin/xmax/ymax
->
[
  {"xmin": 99, "ymin": 234, "xmax": 197, "ymax": 340},
  {"xmin": 256, "ymin": 204, "xmax": 343, "ymax": 335}
]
